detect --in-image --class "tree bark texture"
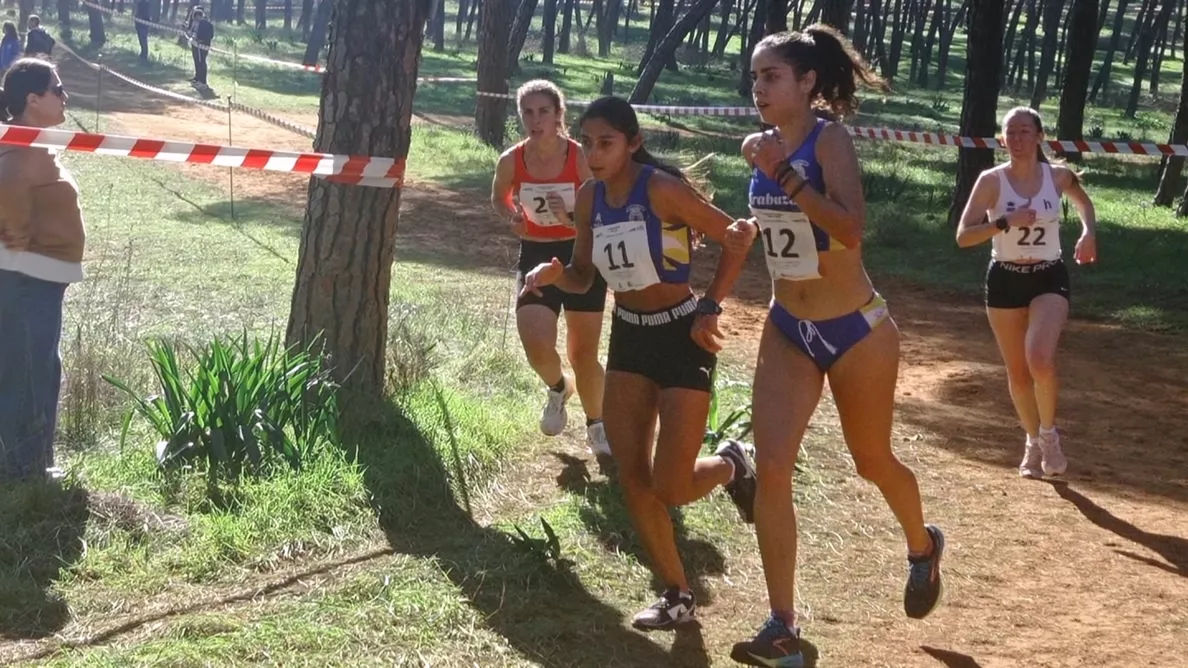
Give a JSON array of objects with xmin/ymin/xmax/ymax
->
[
  {"xmin": 1157, "ymin": 15, "xmax": 1188, "ymax": 207},
  {"xmin": 949, "ymin": 0, "xmax": 1005, "ymax": 228},
  {"xmin": 1056, "ymin": 0, "xmax": 1097, "ymax": 162},
  {"xmin": 286, "ymin": 0, "xmax": 432, "ymax": 398},
  {"xmin": 476, "ymin": 0, "xmax": 513, "ymax": 146}
]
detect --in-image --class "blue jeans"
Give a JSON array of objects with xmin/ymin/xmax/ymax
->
[{"xmin": 0, "ymin": 269, "xmax": 67, "ymax": 482}]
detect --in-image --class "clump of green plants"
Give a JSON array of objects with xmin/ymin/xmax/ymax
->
[{"xmin": 104, "ymin": 331, "xmax": 340, "ymax": 481}]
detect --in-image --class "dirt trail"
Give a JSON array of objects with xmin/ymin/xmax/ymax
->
[{"xmin": 47, "ymin": 52, "xmax": 1188, "ymax": 667}]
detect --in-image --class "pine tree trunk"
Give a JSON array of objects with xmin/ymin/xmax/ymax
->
[
  {"xmin": 431, "ymin": 0, "xmax": 446, "ymax": 50},
  {"xmin": 542, "ymin": 0, "xmax": 558, "ymax": 63},
  {"xmin": 284, "ymin": 0, "xmax": 293, "ymax": 30},
  {"xmin": 302, "ymin": 0, "xmax": 333, "ymax": 66},
  {"xmin": 300, "ymin": 0, "xmax": 314, "ymax": 39},
  {"xmin": 738, "ymin": 0, "xmax": 766, "ymax": 96},
  {"xmin": 1028, "ymin": 0, "xmax": 1063, "ymax": 107},
  {"xmin": 766, "ymin": 0, "xmax": 788, "ymax": 32},
  {"xmin": 1057, "ymin": 0, "xmax": 1097, "ymax": 162},
  {"xmin": 558, "ymin": 0, "xmax": 573, "ymax": 53},
  {"xmin": 286, "ymin": 0, "xmax": 432, "ymax": 401},
  {"xmin": 1126, "ymin": 0, "xmax": 1171, "ymax": 117},
  {"xmin": 821, "ymin": 0, "xmax": 851, "ymax": 32},
  {"xmin": 476, "ymin": 0, "xmax": 512, "ymax": 146},
  {"xmin": 507, "ymin": 0, "xmax": 540, "ymax": 72},
  {"xmin": 949, "ymin": 0, "xmax": 1005, "ymax": 228},
  {"xmin": 1156, "ymin": 18, "xmax": 1188, "ymax": 206},
  {"xmin": 631, "ymin": 0, "xmax": 720, "ymax": 101},
  {"xmin": 1090, "ymin": 0, "xmax": 1130, "ymax": 102}
]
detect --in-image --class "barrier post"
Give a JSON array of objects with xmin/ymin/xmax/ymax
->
[
  {"xmin": 227, "ymin": 96, "xmax": 235, "ymax": 221},
  {"xmin": 95, "ymin": 52, "xmax": 103, "ymax": 132}
]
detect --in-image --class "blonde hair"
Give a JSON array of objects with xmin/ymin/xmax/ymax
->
[{"xmin": 516, "ymin": 79, "xmax": 568, "ymax": 136}]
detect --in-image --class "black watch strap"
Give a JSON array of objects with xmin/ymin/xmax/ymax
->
[
  {"xmin": 696, "ymin": 296, "xmax": 722, "ymax": 316},
  {"xmin": 994, "ymin": 215, "xmax": 1009, "ymax": 231}
]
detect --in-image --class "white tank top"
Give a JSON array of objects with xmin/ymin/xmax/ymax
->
[{"xmin": 989, "ymin": 164, "xmax": 1063, "ymax": 263}]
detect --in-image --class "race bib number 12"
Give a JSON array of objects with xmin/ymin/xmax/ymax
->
[{"xmin": 750, "ymin": 207, "xmax": 821, "ymax": 280}]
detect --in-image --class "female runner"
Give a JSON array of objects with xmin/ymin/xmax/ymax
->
[
  {"xmin": 956, "ymin": 106, "xmax": 1098, "ymax": 478},
  {"xmin": 491, "ymin": 80, "xmax": 610, "ymax": 454},
  {"xmin": 730, "ymin": 26, "xmax": 944, "ymax": 667},
  {"xmin": 521, "ymin": 96, "xmax": 759, "ymax": 631}
]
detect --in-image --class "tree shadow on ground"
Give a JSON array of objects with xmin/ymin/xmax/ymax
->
[
  {"xmin": 345, "ymin": 399, "xmax": 710, "ymax": 667},
  {"xmin": 0, "ymin": 481, "xmax": 89, "ymax": 640},
  {"xmin": 551, "ymin": 452, "xmax": 728, "ymax": 607},
  {"xmin": 920, "ymin": 645, "xmax": 984, "ymax": 667},
  {"xmin": 1048, "ymin": 481, "xmax": 1188, "ymax": 578}
]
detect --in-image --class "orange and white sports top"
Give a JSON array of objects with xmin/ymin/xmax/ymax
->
[{"xmin": 507, "ymin": 138, "xmax": 584, "ymax": 241}]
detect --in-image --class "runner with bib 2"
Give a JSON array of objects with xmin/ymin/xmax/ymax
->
[
  {"xmin": 521, "ymin": 96, "xmax": 760, "ymax": 634},
  {"xmin": 956, "ymin": 106, "xmax": 1098, "ymax": 481},
  {"xmin": 491, "ymin": 80, "xmax": 611, "ymax": 456},
  {"xmin": 730, "ymin": 25, "xmax": 946, "ymax": 668}
]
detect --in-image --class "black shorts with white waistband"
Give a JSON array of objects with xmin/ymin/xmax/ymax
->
[
  {"xmin": 607, "ymin": 295, "xmax": 717, "ymax": 392},
  {"xmin": 516, "ymin": 239, "xmax": 609, "ymax": 315},
  {"xmin": 984, "ymin": 258, "xmax": 1071, "ymax": 309}
]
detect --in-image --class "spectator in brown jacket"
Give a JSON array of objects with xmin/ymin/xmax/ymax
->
[{"xmin": 0, "ymin": 57, "xmax": 82, "ymax": 483}]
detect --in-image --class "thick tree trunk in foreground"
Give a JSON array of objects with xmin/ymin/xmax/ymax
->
[
  {"xmin": 286, "ymin": 0, "xmax": 432, "ymax": 399},
  {"xmin": 948, "ymin": 0, "xmax": 1005, "ymax": 228}
]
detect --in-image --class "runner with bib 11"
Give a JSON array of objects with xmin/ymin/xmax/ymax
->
[
  {"xmin": 520, "ymin": 95, "xmax": 760, "ymax": 633},
  {"xmin": 730, "ymin": 25, "xmax": 945, "ymax": 668},
  {"xmin": 955, "ymin": 106, "xmax": 1098, "ymax": 480},
  {"xmin": 491, "ymin": 80, "xmax": 611, "ymax": 456}
]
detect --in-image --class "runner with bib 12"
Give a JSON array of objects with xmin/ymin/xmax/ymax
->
[
  {"xmin": 955, "ymin": 105, "xmax": 1098, "ymax": 479},
  {"xmin": 491, "ymin": 80, "xmax": 611, "ymax": 456},
  {"xmin": 520, "ymin": 95, "xmax": 760, "ymax": 633},
  {"xmin": 730, "ymin": 25, "xmax": 946, "ymax": 668}
]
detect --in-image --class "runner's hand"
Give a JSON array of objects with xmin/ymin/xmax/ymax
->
[
  {"xmin": 724, "ymin": 218, "xmax": 758, "ymax": 253},
  {"xmin": 521, "ymin": 258, "xmax": 564, "ymax": 297},
  {"xmin": 1005, "ymin": 205, "xmax": 1037, "ymax": 227},
  {"xmin": 508, "ymin": 204, "xmax": 528, "ymax": 236},
  {"xmin": 546, "ymin": 192, "xmax": 571, "ymax": 226},
  {"xmin": 753, "ymin": 130, "xmax": 788, "ymax": 181},
  {"xmin": 691, "ymin": 314, "xmax": 724, "ymax": 353},
  {"xmin": 1074, "ymin": 232, "xmax": 1097, "ymax": 265}
]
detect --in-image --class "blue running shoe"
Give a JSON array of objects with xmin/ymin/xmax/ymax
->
[
  {"xmin": 904, "ymin": 524, "xmax": 945, "ymax": 619},
  {"xmin": 730, "ymin": 615, "xmax": 804, "ymax": 667}
]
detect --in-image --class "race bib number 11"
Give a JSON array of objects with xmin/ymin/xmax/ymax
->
[{"xmin": 591, "ymin": 220, "xmax": 661, "ymax": 292}]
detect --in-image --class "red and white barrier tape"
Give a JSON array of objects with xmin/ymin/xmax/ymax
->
[
  {"xmin": 477, "ymin": 91, "xmax": 1188, "ymax": 156},
  {"xmin": 0, "ymin": 123, "xmax": 404, "ymax": 187},
  {"xmin": 79, "ymin": 0, "xmax": 473, "ymax": 82}
]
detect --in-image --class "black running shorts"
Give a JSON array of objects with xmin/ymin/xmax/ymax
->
[
  {"xmin": 606, "ymin": 296, "xmax": 717, "ymax": 392},
  {"xmin": 984, "ymin": 258, "xmax": 1071, "ymax": 309}
]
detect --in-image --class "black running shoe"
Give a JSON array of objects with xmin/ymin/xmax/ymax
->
[
  {"xmin": 904, "ymin": 524, "xmax": 945, "ymax": 619},
  {"xmin": 715, "ymin": 439, "xmax": 757, "ymax": 523},
  {"xmin": 630, "ymin": 587, "xmax": 696, "ymax": 631},
  {"xmin": 730, "ymin": 616, "xmax": 805, "ymax": 667}
]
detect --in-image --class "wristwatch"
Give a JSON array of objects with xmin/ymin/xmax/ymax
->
[
  {"xmin": 696, "ymin": 296, "xmax": 722, "ymax": 316},
  {"xmin": 994, "ymin": 215, "xmax": 1009, "ymax": 232}
]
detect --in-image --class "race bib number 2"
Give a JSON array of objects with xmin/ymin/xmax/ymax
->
[
  {"xmin": 519, "ymin": 183, "xmax": 576, "ymax": 227},
  {"xmin": 750, "ymin": 208, "xmax": 820, "ymax": 280},
  {"xmin": 591, "ymin": 221, "xmax": 661, "ymax": 292}
]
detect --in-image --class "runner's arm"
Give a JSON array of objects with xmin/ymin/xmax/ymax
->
[
  {"xmin": 955, "ymin": 171, "xmax": 1003, "ymax": 247},
  {"xmin": 650, "ymin": 172, "xmax": 752, "ymax": 305},
  {"xmin": 1054, "ymin": 166, "xmax": 1096, "ymax": 238},
  {"xmin": 552, "ymin": 180, "xmax": 599, "ymax": 294},
  {"xmin": 776, "ymin": 123, "xmax": 866, "ymax": 249},
  {"xmin": 490, "ymin": 150, "xmax": 519, "ymax": 221}
]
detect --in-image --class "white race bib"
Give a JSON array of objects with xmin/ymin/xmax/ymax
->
[
  {"xmin": 591, "ymin": 221, "xmax": 661, "ymax": 292},
  {"xmin": 994, "ymin": 220, "xmax": 1062, "ymax": 262},
  {"xmin": 750, "ymin": 207, "xmax": 821, "ymax": 280},
  {"xmin": 518, "ymin": 183, "xmax": 576, "ymax": 227}
]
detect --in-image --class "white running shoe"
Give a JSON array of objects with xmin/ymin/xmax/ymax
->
[
  {"xmin": 539, "ymin": 376, "xmax": 573, "ymax": 436},
  {"xmin": 1038, "ymin": 428, "xmax": 1068, "ymax": 476},
  {"xmin": 586, "ymin": 420, "xmax": 611, "ymax": 456},
  {"xmin": 1019, "ymin": 436, "xmax": 1044, "ymax": 479}
]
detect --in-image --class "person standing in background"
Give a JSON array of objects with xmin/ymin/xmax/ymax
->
[
  {"xmin": 0, "ymin": 57, "xmax": 80, "ymax": 483},
  {"xmin": 24, "ymin": 16, "xmax": 54, "ymax": 57},
  {"xmin": 189, "ymin": 8, "xmax": 214, "ymax": 87},
  {"xmin": 0, "ymin": 23, "xmax": 20, "ymax": 73},
  {"xmin": 135, "ymin": 0, "xmax": 152, "ymax": 62}
]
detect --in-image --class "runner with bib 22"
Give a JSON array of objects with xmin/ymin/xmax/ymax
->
[
  {"xmin": 730, "ymin": 24, "xmax": 946, "ymax": 668},
  {"xmin": 955, "ymin": 105, "xmax": 1098, "ymax": 480},
  {"xmin": 520, "ymin": 95, "xmax": 760, "ymax": 633}
]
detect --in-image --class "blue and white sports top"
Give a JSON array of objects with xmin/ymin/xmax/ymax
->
[
  {"xmin": 748, "ymin": 119, "xmax": 846, "ymax": 281},
  {"xmin": 590, "ymin": 165, "xmax": 692, "ymax": 292}
]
